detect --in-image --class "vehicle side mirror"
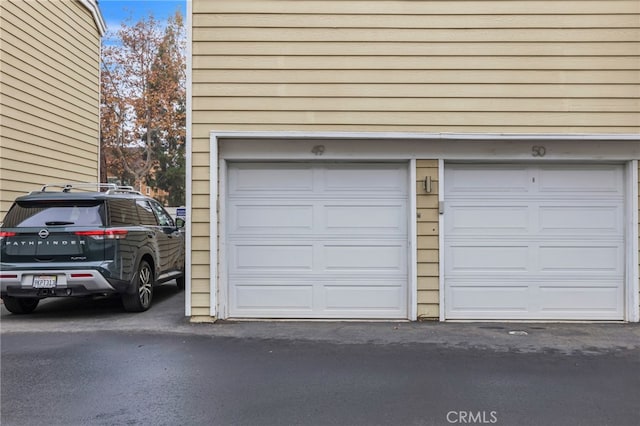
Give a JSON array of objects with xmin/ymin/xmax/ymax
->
[{"xmin": 175, "ymin": 218, "xmax": 186, "ymax": 229}]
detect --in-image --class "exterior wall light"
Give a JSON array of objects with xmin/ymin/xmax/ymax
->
[{"xmin": 423, "ymin": 176, "xmax": 432, "ymax": 193}]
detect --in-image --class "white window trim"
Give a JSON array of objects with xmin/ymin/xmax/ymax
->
[{"xmin": 202, "ymin": 131, "xmax": 639, "ymax": 322}]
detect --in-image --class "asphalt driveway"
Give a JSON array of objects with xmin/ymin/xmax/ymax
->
[
  {"xmin": 2, "ymin": 285, "xmax": 639, "ymax": 354},
  {"xmin": 2, "ymin": 286, "xmax": 640, "ymax": 426}
]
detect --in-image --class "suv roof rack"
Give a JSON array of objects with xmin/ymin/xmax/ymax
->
[
  {"xmin": 37, "ymin": 183, "xmax": 143, "ymax": 196},
  {"xmin": 106, "ymin": 186, "xmax": 143, "ymax": 195}
]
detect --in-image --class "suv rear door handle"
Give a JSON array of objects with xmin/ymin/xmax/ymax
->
[{"xmin": 147, "ymin": 233, "xmax": 155, "ymax": 239}]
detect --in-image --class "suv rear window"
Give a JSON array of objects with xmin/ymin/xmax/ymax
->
[{"xmin": 2, "ymin": 201, "xmax": 105, "ymax": 228}]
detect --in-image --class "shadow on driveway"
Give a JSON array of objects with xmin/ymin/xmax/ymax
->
[{"xmin": 1, "ymin": 281, "xmax": 187, "ymax": 332}]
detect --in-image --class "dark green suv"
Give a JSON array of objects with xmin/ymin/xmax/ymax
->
[{"xmin": 0, "ymin": 183, "xmax": 185, "ymax": 314}]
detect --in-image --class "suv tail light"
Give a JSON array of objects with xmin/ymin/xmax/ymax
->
[
  {"xmin": 75, "ymin": 229, "xmax": 128, "ymax": 240},
  {"xmin": 0, "ymin": 231, "xmax": 16, "ymax": 239}
]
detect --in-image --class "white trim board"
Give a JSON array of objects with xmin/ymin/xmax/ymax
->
[
  {"xmin": 628, "ymin": 161, "xmax": 639, "ymax": 322},
  {"xmin": 212, "ymin": 131, "xmax": 639, "ymax": 141},
  {"xmin": 209, "ymin": 135, "xmax": 218, "ymax": 318},
  {"xmin": 184, "ymin": 0, "xmax": 193, "ymax": 317},
  {"xmin": 79, "ymin": 0, "xmax": 106, "ymax": 35},
  {"xmin": 218, "ymin": 137, "xmax": 639, "ymax": 161},
  {"xmin": 438, "ymin": 159, "xmax": 446, "ymax": 322},
  {"xmin": 409, "ymin": 159, "xmax": 418, "ymax": 321}
]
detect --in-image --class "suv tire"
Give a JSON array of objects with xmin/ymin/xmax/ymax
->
[
  {"xmin": 2, "ymin": 297, "xmax": 39, "ymax": 314},
  {"xmin": 122, "ymin": 260, "xmax": 154, "ymax": 312},
  {"xmin": 176, "ymin": 274, "xmax": 185, "ymax": 291}
]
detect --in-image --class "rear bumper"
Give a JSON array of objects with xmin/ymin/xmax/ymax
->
[{"xmin": 0, "ymin": 269, "xmax": 118, "ymax": 298}]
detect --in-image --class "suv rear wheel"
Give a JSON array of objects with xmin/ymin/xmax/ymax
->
[
  {"xmin": 176, "ymin": 273, "xmax": 185, "ymax": 290},
  {"xmin": 2, "ymin": 296, "xmax": 39, "ymax": 314},
  {"xmin": 122, "ymin": 260, "xmax": 154, "ymax": 312}
]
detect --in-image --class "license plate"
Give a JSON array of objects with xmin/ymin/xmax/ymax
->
[{"xmin": 33, "ymin": 275, "xmax": 57, "ymax": 288}]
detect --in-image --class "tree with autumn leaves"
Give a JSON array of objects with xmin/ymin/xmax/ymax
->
[{"xmin": 100, "ymin": 12, "xmax": 186, "ymax": 206}]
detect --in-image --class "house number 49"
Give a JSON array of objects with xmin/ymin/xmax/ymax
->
[{"xmin": 532, "ymin": 146, "xmax": 546, "ymax": 157}]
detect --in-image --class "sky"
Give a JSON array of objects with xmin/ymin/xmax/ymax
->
[{"xmin": 98, "ymin": 0, "xmax": 186, "ymax": 34}]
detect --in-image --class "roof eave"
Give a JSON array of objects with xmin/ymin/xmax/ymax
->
[{"xmin": 78, "ymin": 0, "xmax": 107, "ymax": 36}]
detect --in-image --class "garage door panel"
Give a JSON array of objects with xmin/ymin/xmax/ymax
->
[
  {"xmin": 446, "ymin": 166, "xmax": 530, "ymax": 194},
  {"xmin": 233, "ymin": 283, "xmax": 314, "ymax": 311},
  {"xmin": 447, "ymin": 284, "xmax": 529, "ymax": 313},
  {"xmin": 229, "ymin": 163, "xmax": 314, "ymax": 193},
  {"xmin": 444, "ymin": 163, "xmax": 625, "ymax": 320},
  {"xmin": 539, "ymin": 285, "xmax": 622, "ymax": 314},
  {"xmin": 539, "ymin": 245, "xmax": 623, "ymax": 273},
  {"xmin": 447, "ymin": 245, "xmax": 529, "ymax": 273},
  {"xmin": 538, "ymin": 165, "xmax": 623, "ymax": 194},
  {"xmin": 447, "ymin": 205, "xmax": 530, "ymax": 235},
  {"xmin": 538, "ymin": 205, "xmax": 622, "ymax": 234},
  {"xmin": 325, "ymin": 203, "xmax": 406, "ymax": 232},
  {"xmin": 324, "ymin": 283, "xmax": 405, "ymax": 311},
  {"xmin": 232, "ymin": 244, "xmax": 314, "ymax": 271},
  {"xmin": 231, "ymin": 204, "xmax": 314, "ymax": 233},
  {"xmin": 323, "ymin": 164, "xmax": 407, "ymax": 194},
  {"xmin": 324, "ymin": 243, "xmax": 406, "ymax": 272}
]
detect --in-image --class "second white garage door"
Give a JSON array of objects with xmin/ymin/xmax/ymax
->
[
  {"xmin": 444, "ymin": 163, "xmax": 625, "ymax": 320},
  {"xmin": 227, "ymin": 162, "xmax": 409, "ymax": 319}
]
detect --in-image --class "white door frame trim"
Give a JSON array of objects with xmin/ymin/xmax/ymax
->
[
  {"xmin": 204, "ymin": 131, "xmax": 639, "ymax": 321},
  {"xmin": 409, "ymin": 159, "xmax": 418, "ymax": 321},
  {"xmin": 627, "ymin": 160, "xmax": 639, "ymax": 322},
  {"xmin": 209, "ymin": 137, "xmax": 218, "ymax": 318},
  {"xmin": 438, "ymin": 159, "xmax": 446, "ymax": 322}
]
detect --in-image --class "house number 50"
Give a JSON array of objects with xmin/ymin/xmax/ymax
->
[{"xmin": 532, "ymin": 146, "xmax": 546, "ymax": 157}]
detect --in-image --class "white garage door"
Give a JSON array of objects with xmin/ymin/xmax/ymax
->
[
  {"xmin": 444, "ymin": 163, "xmax": 625, "ymax": 320},
  {"xmin": 227, "ymin": 163, "xmax": 408, "ymax": 319}
]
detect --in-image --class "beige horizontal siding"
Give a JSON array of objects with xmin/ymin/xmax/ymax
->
[
  {"xmin": 416, "ymin": 160, "xmax": 440, "ymax": 320},
  {"xmin": 1, "ymin": 5, "xmax": 98, "ymax": 90},
  {"xmin": 193, "ymin": 111, "xmax": 639, "ymax": 127},
  {"xmin": 195, "ymin": 27, "xmax": 640, "ymax": 42},
  {"xmin": 190, "ymin": 135, "xmax": 213, "ymax": 314},
  {"xmin": 194, "ymin": 98, "xmax": 640, "ymax": 113},
  {"xmin": 193, "ymin": 70, "xmax": 640, "ymax": 84},
  {"xmin": 13, "ymin": 0, "xmax": 99, "ymax": 67},
  {"xmin": 2, "ymin": 70, "xmax": 99, "ymax": 122},
  {"xmin": 1, "ymin": 47, "xmax": 99, "ymax": 114},
  {"xmin": 2, "ymin": 147, "xmax": 98, "ymax": 176},
  {"xmin": 194, "ymin": 83, "xmax": 639, "ymax": 99},
  {"xmin": 0, "ymin": 116, "xmax": 97, "ymax": 155},
  {"xmin": 2, "ymin": 101, "xmax": 97, "ymax": 140},
  {"xmin": 194, "ymin": 1, "xmax": 639, "ymax": 14},
  {"xmin": 195, "ymin": 13, "xmax": 640, "ymax": 29},
  {"xmin": 193, "ymin": 0, "xmax": 640, "ymax": 131},
  {"xmin": 191, "ymin": 0, "xmax": 640, "ymax": 315},
  {"xmin": 0, "ymin": 0, "xmax": 101, "ymax": 217},
  {"xmin": 195, "ymin": 42, "xmax": 639, "ymax": 56},
  {"xmin": 195, "ymin": 56, "xmax": 640, "ymax": 70}
]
